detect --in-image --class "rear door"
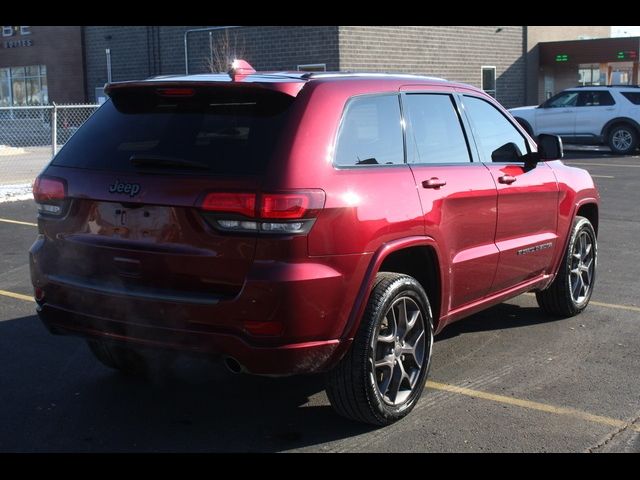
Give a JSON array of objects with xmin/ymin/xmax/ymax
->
[
  {"xmin": 401, "ymin": 90, "xmax": 499, "ymax": 310},
  {"xmin": 535, "ymin": 90, "xmax": 578, "ymax": 137},
  {"xmin": 574, "ymin": 90, "xmax": 616, "ymax": 136},
  {"xmin": 41, "ymin": 85, "xmax": 295, "ymax": 303},
  {"xmin": 460, "ymin": 93, "xmax": 559, "ymax": 293}
]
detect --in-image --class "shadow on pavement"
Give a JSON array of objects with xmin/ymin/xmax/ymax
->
[
  {"xmin": 0, "ymin": 299, "xmax": 562, "ymax": 452},
  {"xmin": 0, "ymin": 314, "xmax": 375, "ymax": 452},
  {"xmin": 436, "ymin": 301, "xmax": 561, "ymax": 341}
]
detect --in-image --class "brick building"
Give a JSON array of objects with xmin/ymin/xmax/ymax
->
[
  {"xmin": 84, "ymin": 25, "xmax": 528, "ymax": 107},
  {"xmin": 0, "ymin": 26, "xmax": 85, "ymax": 105},
  {"xmin": 2, "ymin": 26, "xmax": 619, "ymax": 109}
]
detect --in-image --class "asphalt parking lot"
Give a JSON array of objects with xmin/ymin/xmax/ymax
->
[{"xmin": 0, "ymin": 150, "xmax": 638, "ymax": 452}]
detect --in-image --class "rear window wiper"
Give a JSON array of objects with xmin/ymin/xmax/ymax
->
[{"xmin": 130, "ymin": 154, "xmax": 210, "ymax": 171}]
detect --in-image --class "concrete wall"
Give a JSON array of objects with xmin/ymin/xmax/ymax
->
[
  {"xmin": 0, "ymin": 26, "xmax": 85, "ymax": 104},
  {"xmin": 337, "ymin": 26, "xmax": 526, "ymax": 108},
  {"xmin": 525, "ymin": 26, "xmax": 611, "ymax": 105}
]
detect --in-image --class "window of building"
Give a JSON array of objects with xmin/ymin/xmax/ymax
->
[
  {"xmin": 578, "ymin": 66, "xmax": 602, "ymax": 86},
  {"xmin": 297, "ymin": 64, "xmax": 326, "ymax": 72},
  {"xmin": 462, "ymin": 95, "xmax": 528, "ymax": 163},
  {"xmin": 334, "ymin": 94, "xmax": 404, "ymax": 167},
  {"xmin": 0, "ymin": 65, "xmax": 47, "ymax": 106},
  {"xmin": 481, "ymin": 66, "xmax": 496, "ymax": 98},
  {"xmin": 403, "ymin": 94, "xmax": 471, "ymax": 164},
  {"xmin": 0, "ymin": 68, "xmax": 10, "ymax": 107}
]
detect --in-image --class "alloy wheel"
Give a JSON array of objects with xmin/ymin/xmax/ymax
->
[
  {"xmin": 371, "ymin": 296, "xmax": 427, "ymax": 406},
  {"xmin": 612, "ymin": 129, "xmax": 633, "ymax": 152},
  {"xmin": 569, "ymin": 230, "xmax": 595, "ymax": 303}
]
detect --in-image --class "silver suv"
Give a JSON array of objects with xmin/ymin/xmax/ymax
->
[{"xmin": 509, "ymin": 86, "xmax": 640, "ymax": 155}]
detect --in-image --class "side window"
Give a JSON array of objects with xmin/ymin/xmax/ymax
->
[
  {"xmin": 463, "ymin": 95, "xmax": 529, "ymax": 163},
  {"xmin": 404, "ymin": 93, "xmax": 471, "ymax": 164},
  {"xmin": 577, "ymin": 91, "xmax": 615, "ymax": 107},
  {"xmin": 334, "ymin": 95, "xmax": 404, "ymax": 166},
  {"xmin": 621, "ymin": 92, "xmax": 640, "ymax": 105},
  {"xmin": 543, "ymin": 91, "xmax": 579, "ymax": 108}
]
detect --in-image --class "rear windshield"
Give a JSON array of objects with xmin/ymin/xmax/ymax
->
[{"xmin": 52, "ymin": 86, "xmax": 295, "ymax": 175}]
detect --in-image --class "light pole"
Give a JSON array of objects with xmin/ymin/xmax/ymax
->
[
  {"xmin": 105, "ymin": 34, "xmax": 113, "ymax": 83},
  {"xmin": 106, "ymin": 48, "xmax": 112, "ymax": 83}
]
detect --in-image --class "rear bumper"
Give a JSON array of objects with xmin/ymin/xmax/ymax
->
[
  {"xmin": 30, "ymin": 237, "xmax": 366, "ymax": 375},
  {"xmin": 37, "ymin": 303, "xmax": 344, "ymax": 375}
]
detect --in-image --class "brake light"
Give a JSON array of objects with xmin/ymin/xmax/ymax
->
[
  {"xmin": 33, "ymin": 176, "xmax": 67, "ymax": 216},
  {"xmin": 33, "ymin": 176, "xmax": 66, "ymax": 203},
  {"xmin": 201, "ymin": 192, "xmax": 256, "ymax": 217},
  {"xmin": 199, "ymin": 190, "xmax": 325, "ymax": 234},
  {"xmin": 261, "ymin": 193, "xmax": 309, "ymax": 219},
  {"xmin": 156, "ymin": 87, "xmax": 196, "ymax": 97}
]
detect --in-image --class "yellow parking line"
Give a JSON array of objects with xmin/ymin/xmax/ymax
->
[
  {"xmin": 589, "ymin": 300, "xmax": 640, "ymax": 313},
  {"xmin": 565, "ymin": 162, "xmax": 640, "ymax": 168},
  {"xmin": 0, "ymin": 289, "xmax": 34, "ymax": 302},
  {"xmin": 2, "ymin": 283, "xmax": 637, "ymax": 433},
  {"xmin": 0, "ymin": 217, "xmax": 37, "ymax": 227},
  {"xmin": 523, "ymin": 292, "xmax": 640, "ymax": 313},
  {"xmin": 427, "ymin": 381, "xmax": 640, "ymax": 432}
]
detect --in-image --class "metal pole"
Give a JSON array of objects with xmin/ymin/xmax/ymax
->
[
  {"xmin": 184, "ymin": 31, "xmax": 189, "ymax": 74},
  {"xmin": 106, "ymin": 48, "xmax": 112, "ymax": 83},
  {"xmin": 209, "ymin": 31, "xmax": 213, "ymax": 72},
  {"xmin": 51, "ymin": 103, "xmax": 57, "ymax": 156}
]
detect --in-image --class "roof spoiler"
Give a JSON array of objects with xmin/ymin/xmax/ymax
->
[{"xmin": 104, "ymin": 71, "xmax": 305, "ymax": 98}]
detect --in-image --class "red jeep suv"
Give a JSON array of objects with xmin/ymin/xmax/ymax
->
[{"xmin": 30, "ymin": 61, "xmax": 599, "ymax": 426}]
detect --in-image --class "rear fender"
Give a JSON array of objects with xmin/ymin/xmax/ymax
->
[{"xmin": 340, "ymin": 236, "xmax": 445, "ymax": 341}]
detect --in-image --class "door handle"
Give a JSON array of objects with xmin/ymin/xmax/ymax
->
[
  {"xmin": 422, "ymin": 178, "xmax": 447, "ymax": 189},
  {"xmin": 498, "ymin": 175, "xmax": 517, "ymax": 185}
]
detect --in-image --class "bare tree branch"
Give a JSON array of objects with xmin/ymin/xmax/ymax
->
[{"xmin": 203, "ymin": 29, "xmax": 246, "ymax": 73}]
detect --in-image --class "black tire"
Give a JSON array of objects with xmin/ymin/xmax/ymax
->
[
  {"xmin": 325, "ymin": 272, "xmax": 434, "ymax": 426},
  {"xmin": 536, "ymin": 216, "xmax": 597, "ymax": 317},
  {"xmin": 87, "ymin": 340, "xmax": 157, "ymax": 377},
  {"xmin": 607, "ymin": 124, "xmax": 638, "ymax": 155}
]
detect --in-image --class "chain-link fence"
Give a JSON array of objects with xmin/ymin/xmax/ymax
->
[{"xmin": 0, "ymin": 104, "xmax": 99, "ymax": 198}]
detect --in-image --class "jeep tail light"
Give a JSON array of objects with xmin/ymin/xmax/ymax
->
[
  {"xmin": 199, "ymin": 190, "xmax": 325, "ymax": 235},
  {"xmin": 260, "ymin": 192, "xmax": 324, "ymax": 219},
  {"xmin": 33, "ymin": 176, "xmax": 67, "ymax": 216},
  {"xmin": 201, "ymin": 192, "xmax": 256, "ymax": 217}
]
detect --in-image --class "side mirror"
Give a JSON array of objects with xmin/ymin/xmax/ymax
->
[
  {"xmin": 537, "ymin": 133, "xmax": 563, "ymax": 160},
  {"xmin": 491, "ymin": 142, "xmax": 523, "ymax": 163}
]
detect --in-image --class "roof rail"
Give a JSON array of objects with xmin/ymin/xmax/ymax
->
[
  {"xmin": 573, "ymin": 84, "xmax": 640, "ymax": 88},
  {"xmin": 301, "ymin": 71, "xmax": 447, "ymax": 82}
]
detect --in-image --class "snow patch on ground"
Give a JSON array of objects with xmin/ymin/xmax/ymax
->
[
  {"xmin": 0, "ymin": 183, "xmax": 33, "ymax": 202},
  {"xmin": 0, "ymin": 145, "xmax": 26, "ymax": 156}
]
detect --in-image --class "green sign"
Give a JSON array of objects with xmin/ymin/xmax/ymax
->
[{"xmin": 555, "ymin": 54, "xmax": 569, "ymax": 62}]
